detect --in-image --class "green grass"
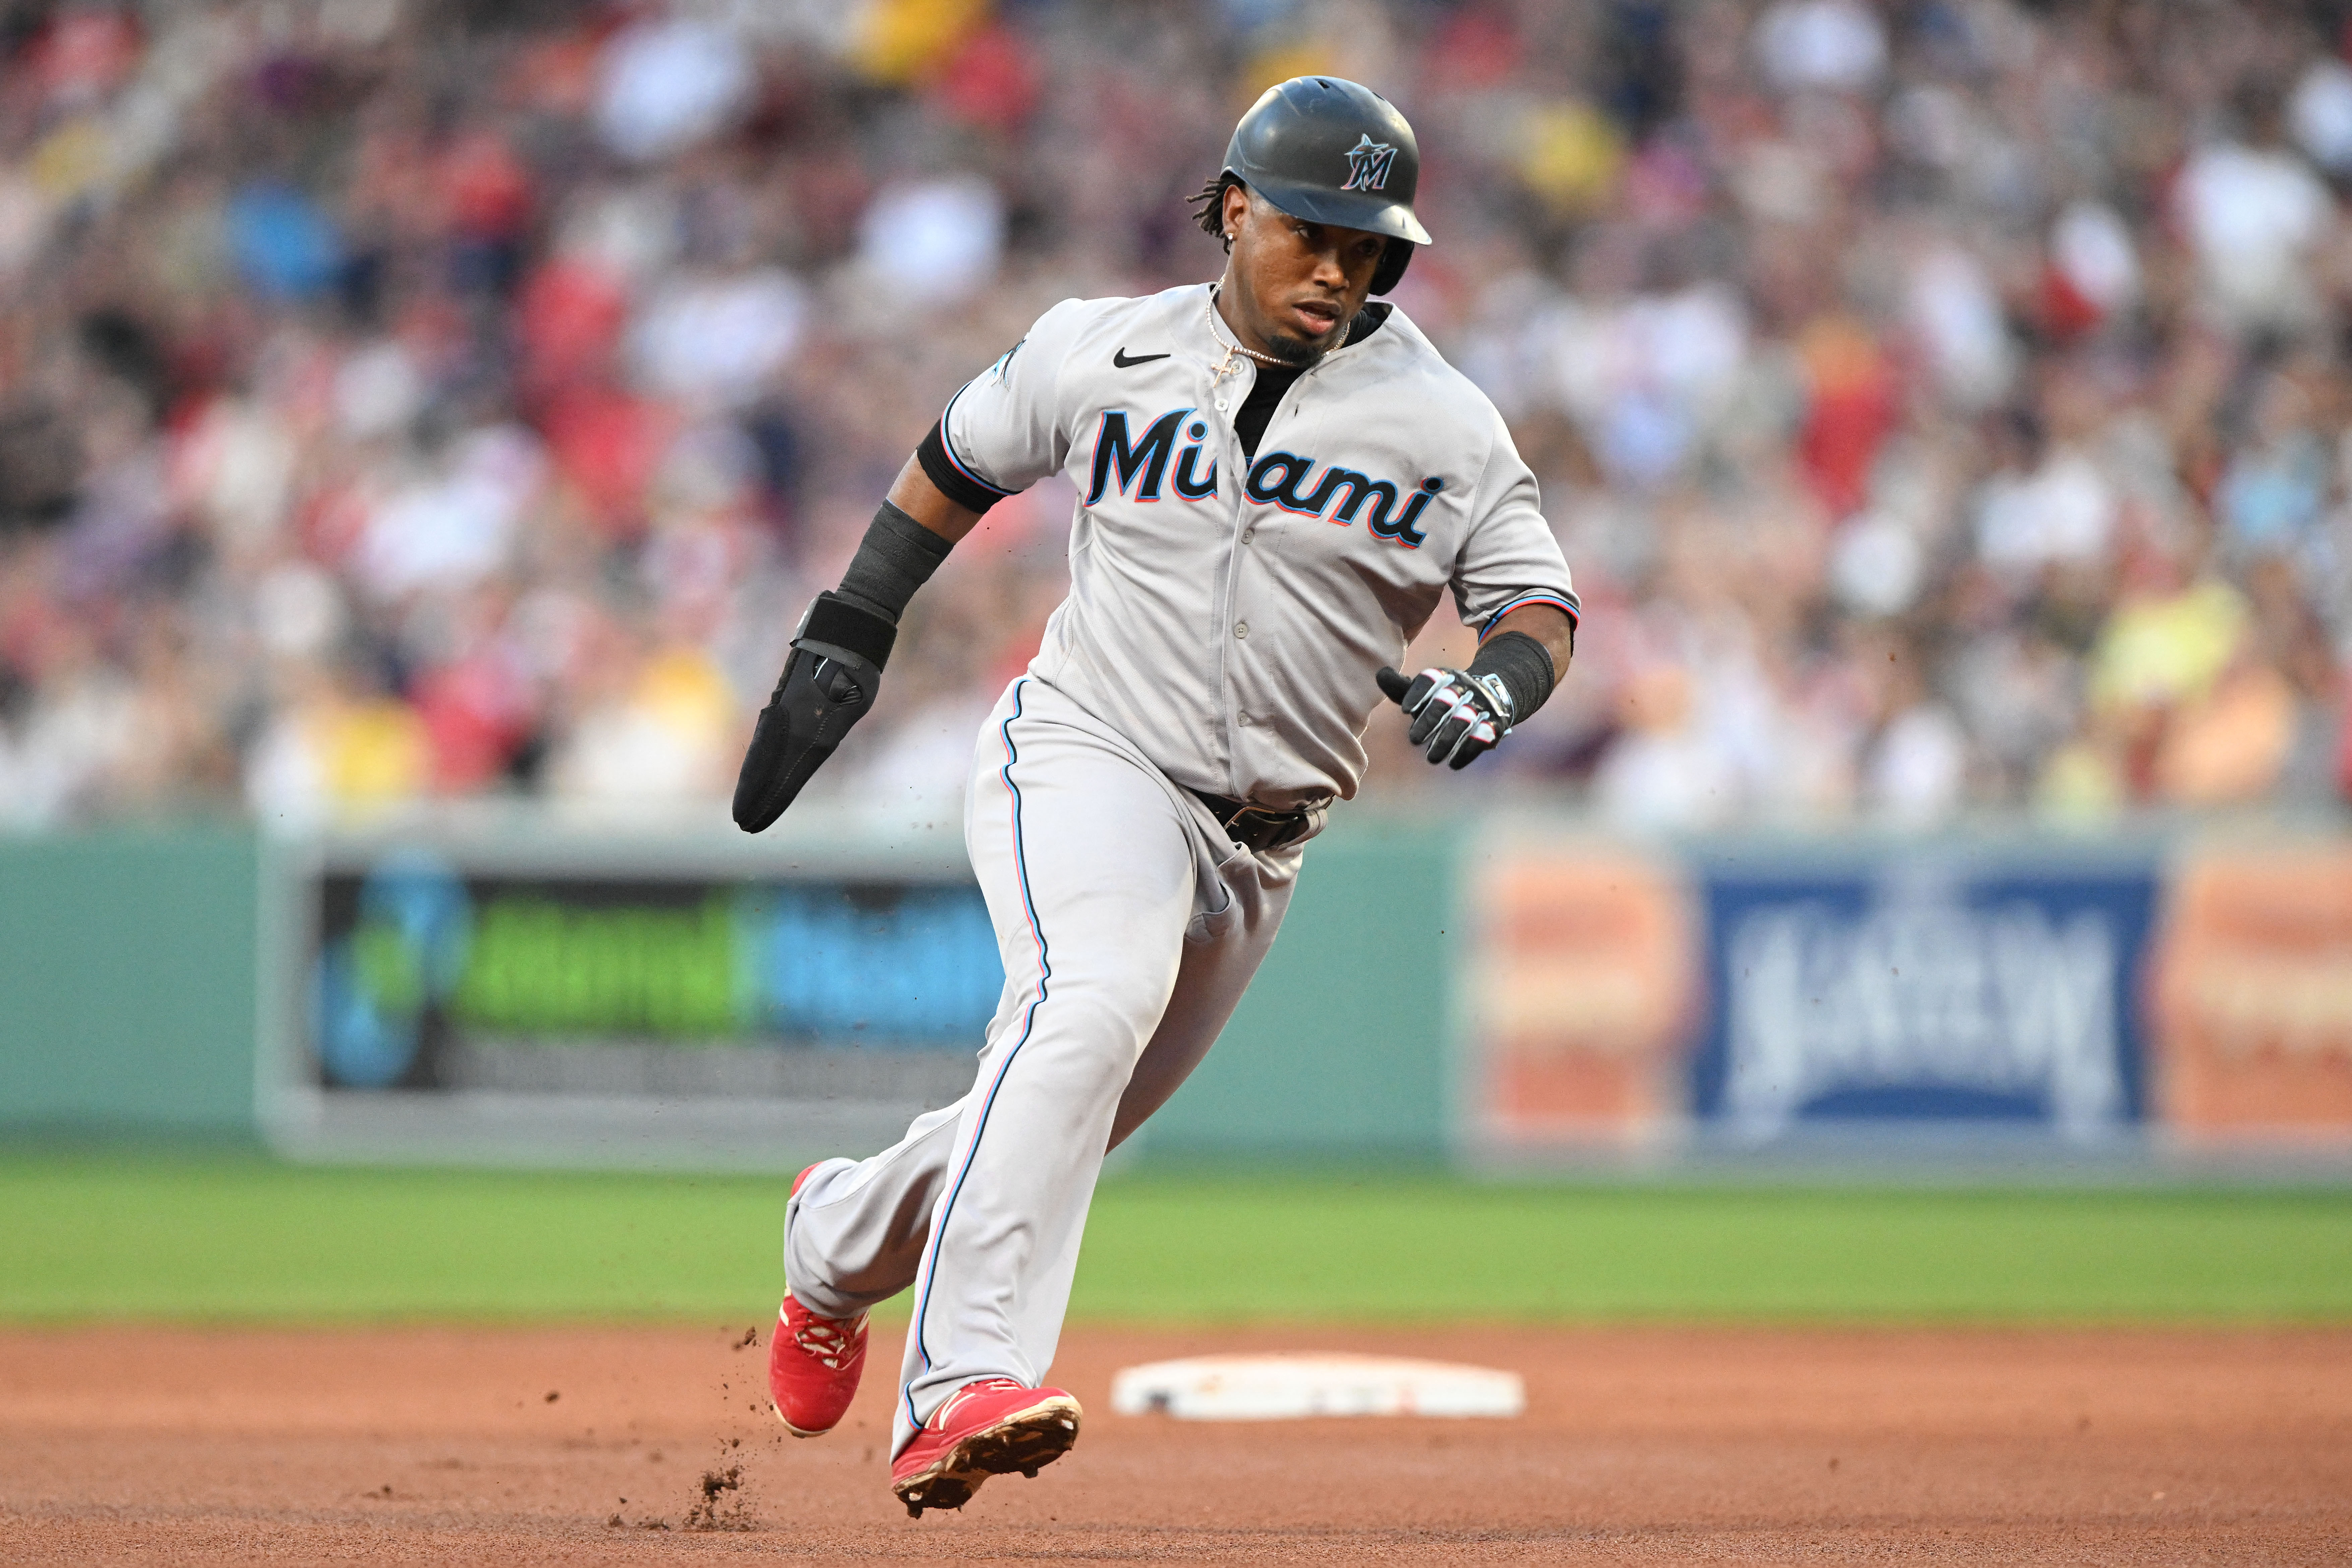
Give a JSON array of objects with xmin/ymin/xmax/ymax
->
[{"xmin": 4, "ymin": 1151, "xmax": 2349, "ymax": 1325}]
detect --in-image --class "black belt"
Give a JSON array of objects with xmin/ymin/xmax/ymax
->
[{"xmin": 1186, "ymin": 788, "xmax": 1316, "ymax": 853}]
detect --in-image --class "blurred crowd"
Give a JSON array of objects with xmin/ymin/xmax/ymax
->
[{"xmin": 1, "ymin": 0, "xmax": 2348, "ymax": 832}]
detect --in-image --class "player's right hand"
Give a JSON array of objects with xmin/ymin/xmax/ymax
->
[
  {"xmin": 733, "ymin": 593, "xmax": 896, "ymax": 832},
  {"xmin": 1376, "ymin": 664, "xmax": 1509, "ymax": 770}
]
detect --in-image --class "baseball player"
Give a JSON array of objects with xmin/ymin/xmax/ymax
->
[{"xmin": 734, "ymin": 77, "xmax": 1578, "ymax": 1516}]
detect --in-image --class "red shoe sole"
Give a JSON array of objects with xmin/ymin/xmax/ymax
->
[
  {"xmin": 773, "ymin": 1393, "xmax": 834, "ymax": 1439},
  {"xmin": 892, "ymin": 1393, "xmax": 1082, "ymax": 1517}
]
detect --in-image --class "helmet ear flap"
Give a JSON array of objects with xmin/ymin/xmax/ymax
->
[{"xmin": 1371, "ymin": 238, "xmax": 1413, "ymax": 295}]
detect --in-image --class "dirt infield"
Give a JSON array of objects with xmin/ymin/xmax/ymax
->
[{"xmin": 3, "ymin": 1324, "xmax": 2347, "ymax": 1564}]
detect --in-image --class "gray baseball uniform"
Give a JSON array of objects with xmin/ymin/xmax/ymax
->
[{"xmin": 785, "ymin": 281, "xmax": 1577, "ymax": 1454}]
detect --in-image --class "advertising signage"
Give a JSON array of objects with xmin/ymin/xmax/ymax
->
[
  {"xmin": 1465, "ymin": 828, "xmax": 2178, "ymax": 1157},
  {"xmin": 1690, "ymin": 860, "xmax": 2159, "ymax": 1139},
  {"xmin": 277, "ymin": 832, "xmax": 1004, "ymax": 1167},
  {"xmin": 2152, "ymin": 846, "xmax": 2352, "ymax": 1143},
  {"xmin": 1466, "ymin": 842, "xmax": 1696, "ymax": 1148},
  {"xmin": 311, "ymin": 852, "xmax": 1003, "ymax": 1092}
]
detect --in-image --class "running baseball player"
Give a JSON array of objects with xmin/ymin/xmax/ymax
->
[{"xmin": 734, "ymin": 77, "xmax": 1578, "ymax": 1516}]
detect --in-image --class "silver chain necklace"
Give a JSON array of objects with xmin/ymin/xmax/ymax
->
[{"xmin": 1205, "ymin": 284, "xmax": 1314, "ymax": 412}]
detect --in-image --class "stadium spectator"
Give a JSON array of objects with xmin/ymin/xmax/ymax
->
[{"xmin": 0, "ymin": 0, "xmax": 2343, "ymax": 833}]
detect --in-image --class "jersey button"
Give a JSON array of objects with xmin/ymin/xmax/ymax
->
[
  {"xmin": 1234, "ymin": 622, "xmax": 1248, "ymax": 639},
  {"xmin": 1242, "ymin": 528, "xmax": 1255, "ymax": 543},
  {"xmin": 1237, "ymin": 712, "xmax": 1252, "ymax": 726}
]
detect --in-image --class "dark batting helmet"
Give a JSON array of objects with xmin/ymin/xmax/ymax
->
[{"xmin": 1218, "ymin": 76, "xmax": 1430, "ymax": 295}]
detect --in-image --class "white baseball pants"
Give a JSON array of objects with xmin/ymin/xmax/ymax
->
[{"xmin": 782, "ymin": 675, "xmax": 1301, "ymax": 1454}]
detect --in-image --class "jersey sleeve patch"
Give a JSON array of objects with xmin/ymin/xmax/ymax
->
[{"xmin": 918, "ymin": 417, "xmax": 1016, "ymax": 514}]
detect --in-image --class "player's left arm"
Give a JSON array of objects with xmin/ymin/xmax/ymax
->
[
  {"xmin": 1484, "ymin": 602, "xmax": 1575, "ymax": 681},
  {"xmin": 1378, "ymin": 418, "xmax": 1579, "ymax": 770}
]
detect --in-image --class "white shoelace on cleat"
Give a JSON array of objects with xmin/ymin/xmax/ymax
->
[{"xmin": 791, "ymin": 1313, "xmax": 865, "ymax": 1371}]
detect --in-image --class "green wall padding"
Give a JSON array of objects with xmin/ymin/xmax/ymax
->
[{"xmin": 0, "ymin": 829, "xmax": 261, "ymax": 1133}]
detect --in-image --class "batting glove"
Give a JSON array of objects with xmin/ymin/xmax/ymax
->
[{"xmin": 1376, "ymin": 664, "xmax": 1513, "ymax": 770}]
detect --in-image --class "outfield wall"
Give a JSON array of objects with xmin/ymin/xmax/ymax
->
[
  {"xmin": 0, "ymin": 828, "xmax": 262, "ymax": 1135},
  {"xmin": 3, "ymin": 815, "xmax": 2348, "ymax": 1167}
]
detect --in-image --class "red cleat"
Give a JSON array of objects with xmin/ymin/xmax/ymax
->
[
  {"xmin": 890, "ymin": 1378, "xmax": 1082, "ymax": 1517},
  {"xmin": 770, "ymin": 1164, "xmax": 868, "ymax": 1438}
]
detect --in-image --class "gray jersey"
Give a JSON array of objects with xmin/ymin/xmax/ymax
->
[{"xmin": 939, "ymin": 282, "xmax": 1578, "ymax": 810}]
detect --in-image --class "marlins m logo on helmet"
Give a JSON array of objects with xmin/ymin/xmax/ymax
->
[{"xmin": 1340, "ymin": 133, "xmax": 1397, "ymax": 193}]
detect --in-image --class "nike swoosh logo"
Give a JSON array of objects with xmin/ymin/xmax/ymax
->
[{"xmin": 1112, "ymin": 348, "xmax": 1170, "ymax": 368}]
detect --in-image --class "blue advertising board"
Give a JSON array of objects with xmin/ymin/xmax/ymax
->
[{"xmin": 1689, "ymin": 855, "xmax": 2160, "ymax": 1140}]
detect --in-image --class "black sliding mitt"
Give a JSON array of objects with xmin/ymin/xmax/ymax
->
[{"xmin": 733, "ymin": 593, "xmax": 897, "ymax": 832}]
